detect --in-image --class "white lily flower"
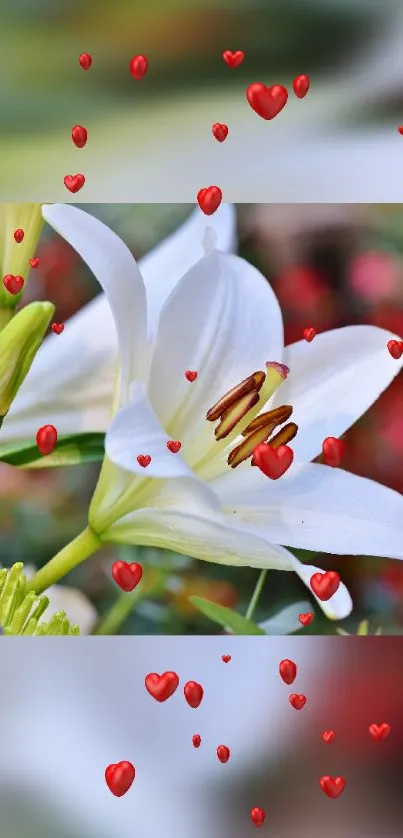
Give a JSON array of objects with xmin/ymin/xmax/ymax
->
[
  {"xmin": 2, "ymin": 204, "xmax": 236, "ymax": 441},
  {"xmin": 31, "ymin": 204, "xmax": 403, "ymax": 622}
]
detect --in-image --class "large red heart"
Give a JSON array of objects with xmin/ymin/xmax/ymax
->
[
  {"xmin": 298, "ymin": 612, "xmax": 314, "ymax": 626},
  {"xmin": 279, "ymin": 659, "xmax": 297, "ymax": 685},
  {"xmin": 63, "ymin": 174, "xmax": 85, "ymax": 193},
  {"xmin": 184, "ymin": 680, "xmax": 204, "ymax": 708},
  {"xmin": 197, "ymin": 186, "xmax": 222, "ymax": 215},
  {"xmin": 369, "ymin": 722, "xmax": 391, "ymax": 741},
  {"xmin": 145, "ymin": 671, "xmax": 179, "ymax": 702},
  {"xmin": 322, "ymin": 436, "xmax": 345, "ymax": 467},
  {"xmin": 310, "ymin": 571, "xmax": 340, "ymax": 601},
  {"xmin": 3, "ymin": 274, "xmax": 24, "ymax": 295},
  {"xmin": 105, "ymin": 761, "xmax": 135, "ymax": 797},
  {"xmin": 222, "ymin": 50, "xmax": 244, "ymax": 68},
  {"xmin": 246, "ymin": 83, "xmax": 288, "ymax": 120},
  {"xmin": 253, "ymin": 442, "xmax": 293, "ymax": 479},
  {"xmin": 51, "ymin": 322, "xmax": 64, "ymax": 335},
  {"xmin": 111, "ymin": 561, "xmax": 143, "ymax": 592},
  {"xmin": 319, "ymin": 775, "xmax": 346, "ymax": 799},
  {"xmin": 289, "ymin": 693, "xmax": 306, "ymax": 710}
]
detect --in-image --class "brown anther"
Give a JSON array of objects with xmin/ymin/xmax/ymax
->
[
  {"xmin": 228, "ymin": 420, "xmax": 275, "ymax": 468},
  {"xmin": 241, "ymin": 405, "xmax": 293, "ymax": 436},
  {"xmin": 215, "ymin": 391, "xmax": 260, "ymax": 440},
  {"xmin": 206, "ymin": 371, "xmax": 265, "ymax": 422},
  {"xmin": 250, "ymin": 422, "xmax": 299, "ymax": 465}
]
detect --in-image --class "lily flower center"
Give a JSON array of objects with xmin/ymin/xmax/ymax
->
[{"xmin": 205, "ymin": 362, "xmax": 298, "ymax": 469}]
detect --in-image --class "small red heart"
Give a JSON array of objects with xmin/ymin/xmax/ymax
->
[
  {"xmin": 246, "ymin": 83, "xmax": 288, "ymax": 120},
  {"xmin": 137, "ymin": 454, "xmax": 151, "ymax": 468},
  {"xmin": 253, "ymin": 443, "xmax": 293, "ymax": 480},
  {"xmin": 167, "ymin": 440, "xmax": 181, "ymax": 453},
  {"xmin": 129, "ymin": 54, "xmax": 148, "ymax": 79},
  {"xmin": 387, "ymin": 339, "xmax": 403, "ymax": 359},
  {"xmin": 184, "ymin": 680, "xmax": 204, "ymax": 709},
  {"xmin": 29, "ymin": 258, "xmax": 40, "ymax": 269},
  {"xmin": 217, "ymin": 744, "xmax": 230, "ymax": 763},
  {"xmin": 322, "ymin": 436, "xmax": 345, "ymax": 467},
  {"xmin": 397, "ymin": 125, "xmax": 403, "ymax": 135},
  {"xmin": 212, "ymin": 122, "xmax": 228, "ymax": 142},
  {"xmin": 222, "ymin": 654, "xmax": 231, "ymax": 663},
  {"xmin": 293, "ymin": 73, "xmax": 310, "ymax": 99},
  {"xmin": 322, "ymin": 729, "xmax": 336, "ymax": 744},
  {"xmin": 79, "ymin": 52, "xmax": 92, "ymax": 70},
  {"xmin": 369, "ymin": 723, "xmax": 391, "ymax": 741},
  {"xmin": 71, "ymin": 125, "xmax": 88, "ymax": 148},
  {"xmin": 222, "ymin": 50, "xmax": 244, "ymax": 68},
  {"xmin": 289, "ymin": 693, "xmax": 306, "ymax": 710},
  {"xmin": 250, "ymin": 807, "xmax": 265, "ymax": 827},
  {"xmin": 105, "ymin": 761, "xmax": 135, "ymax": 797},
  {"xmin": 64, "ymin": 174, "xmax": 85, "ymax": 193},
  {"xmin": 279, "ymin": 659, "xmax": 297, "ymax": 685},
  {"xmin": 303, "ymin": 326, "xmax": 316, "ymax": 342},
  {"xmin": 197, "ymin": 186, "xmax": 222, "ymax": 216},
  {"xmin": 319, "ymin": 776, "xmax": 346, "ymax": 799},
  {"xmin": 51, "ymin": 322, "xmax": 64, "ymax": 335},
  {"xmin": 36, "ymin": 424, "xmax": 58, "ymax": 456},
  {"xmin": 13, "ymin": 228, "xmax": 24, "ymax": 243},
  {"xmin": 145, "ymin": 671, "xmax": 179, "ymax": 702},
  {"xmin": 298, "ymin": 612, "xmax": 314, "ymax": 626},
  {"xmin": 111, "ymin": 560, "xmax": 143, "ymax": 592},
  {"xmin": 2, "ymin": 274, "xmax": 24, "ymax": 295},
  {"xmin": 192, "ymin": 734, "xmax": 201, "ymax": 748},
  {"xmin": 310, "ymin": 571, "xmax": 340, "ymax": 601},
  {"xmin": 185, "ymin": 370, "xmax": 198, "ymax": 382}
]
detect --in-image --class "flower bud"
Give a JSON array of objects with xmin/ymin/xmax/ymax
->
[
  {"xmin": 0, "ymin": 301, "xmax": 54, "ymax": 419},
  {"xmin": 0, "ymin": 203, "xmax": 43, "ymax": 311}
]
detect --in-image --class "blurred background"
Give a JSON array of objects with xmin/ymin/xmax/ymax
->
[
  {"xmin": 0, "ymin": 202, "xmax": 403, "ymax": 635},
  {"xmin": 0, "ymin": 637, "xmax": 402, "ymax": 837},
  {"xmin": 2, "ymin": 0, "xmax": 403, "ymax": 200}
]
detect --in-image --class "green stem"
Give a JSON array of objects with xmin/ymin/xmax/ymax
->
[
  {"xmin": 94, "ymin": 570, "xmax": 167, "ymax": 635},
  {"xmin": 27, "ymin": 526, "xmax": 102, "ymax": 595},
  {"xmin": 245, "ymin": 569, "xmax": 268, "ymax": 621}
]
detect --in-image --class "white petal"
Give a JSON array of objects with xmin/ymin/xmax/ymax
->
[
  {"xmin": 290, "ymin": 556, "xmax": 353, "ymax": 620},
  {"xmin": 105, "ymin": 381, "xmax": 202, "ymax": 479},
  {"xmin": 147, "ymin": 250, "xmax": 284, "ymax": 468},
  {"xmin": 12, "ymin": 565, "xmax": 97, "ymax": 634},
  {"xmin": 273, "ymin": 325, "xmax": 403, "ymax": 462},
  {"xmin": 140, "ymin": 203, "xmax": 237, "ymax": 339},
  {"xmin": 42, "ymin": 203, "xmax": 148, "ymax": 399},
  {"xmin": 213, "ymin": 461, "xmax": 403, "ymax": 560},
  {"xmin": 258, "ymin": 601, "xmax": 313, "ymax": 634}
]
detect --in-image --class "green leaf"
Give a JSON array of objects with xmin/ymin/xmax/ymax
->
[
  {"xmin": 0, "ymin": 432, "xmax": 105, "ymax": 468},
  {"xmin": 189, "ymin": 596, "xmax": 266, "ymax": 635}
]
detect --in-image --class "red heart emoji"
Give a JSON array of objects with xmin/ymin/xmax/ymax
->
[
  {"xmin": 253, "ymin": 442, "xmax": 293, "ymax": 480},
  {"xmin": 398, "ymin": 125, "xmax": 403, "ymax": 135},
  {"xmin": 369, "ymin": 723, "xmax": 391, "ymax": 741},
  {"xmin": 64, "ymin": 174, "xmax": 85, "ymax": 193},
  {"xmin": 289, "ymin": 693, "xmax": 306, "ymax": 710},
  {"xmin": 184, "ymin": 681, "xmax": 204, "ymax": 709},
  {"xmin": 13, "ymin": 228, "xmax": 24, "ymax": 243},
  {"xmin": 167, "ymin": 440, "xmax": 181, "ymax": 453},
  {"xmin": 298, "ymin": 612, "xmax": 314, "ymax": 626},
  {"xmin": 51, "ymin": 322, "xmax": 64, "ymax": 335},
  {"xmin": 222, "ymin": 654, "xmax": 231, "ymax": 663},
  {"xmin": 212, "ymin": 122, "xmax": 228, "ymax": 142},
  {"xmin": 137, "ymin": 454, "xmax": 151, "ymax": 468},
  {"xmin": 322, "ymin": 436, "xmax": 345, "ymax": 467},
  {"xmin": 250, "ymin": 808, "xmax": 265, "ymax": 827},
  {"xmin": 322, "ymin": 729, "xmax": 336, "ymax": 744},
  {"xmin": 279, "ymin": 659, "xmax": 297, "ymax": 685},
  {"xmin": 387, "ymin": 339, "xmax": 403, "ymax": 359},
  {"xmin": 145, "ymin": 671, "xmax": 179, "ymax": 702},
  {"xmin": 222, "ymin": 50, "xmax": 244, "ymax": 68},
  {"xmin": 105, "ymin": 761, "xmax": 135, "ymax": 797},
  {"xmin": 197, "ymin": 186, "xmax": 222, "ymax": 215},
  {"xmin": 71, "ymin": 125, "xmax": 88, "ymax": 148},
  {"xmin": 129, "ymin": 54, "xmax": 148, "ymax": 80},
  {"xmin": 293, "ymin": 73, "xmax": 310, "ymax": 99},
  {"xmin": 310, "ymin": 571, "xmax": 340, "ymax": 601},
  {"xmin": 111, "ymin": 561, "xmax": 143, "ymax": 592},
  {"xmin": 216, "ymin": 744, "xmax": 230, "ymax": 763},
  {"xmin": 29, "ymin": 258, "xmax": 40, "ymax": 269},
  {"xmin": 79, "ymin": 52, "xmax": 92, "ymax": 70},
  {"xmin": 246, "ymin": 83, "xmax": 288, "ymax": 120},
  {"xmin": 192, "ymin": 734, "xmax": 201, "ymax": 748},
  {"xmin": 36, "ymin": 424, "xmax": 58, "ymax": 456},
  {"xmin": 3, "ymin": 274, "xmax": 24, "ymax": 295},
  {"xmin": 303, "ymin": 326, "xmax": 316, "ymax": 342},
  {"xmin": 319, "ymin": 776, "xmax": 346, "ymax": 799},
  {"xmin": 185, "ymin": 370, "xmax": 198, "ymax": 382}
]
